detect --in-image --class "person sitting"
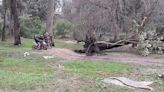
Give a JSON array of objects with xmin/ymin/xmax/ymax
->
[
  {"xmin": 33, "ymin": 35, "xmax": 47, "ymax": 50},
  {"xmin": 33, "ymin": 35, "xmax": 42, "ymax": 49},
  {"xmin": 43, "ymin": 31, "xmax": 52, "ymax": 48}
]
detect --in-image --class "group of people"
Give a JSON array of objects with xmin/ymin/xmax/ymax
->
[{"xmin": 33, "ymin": 31, "xmax": 54, "ymax": 50}]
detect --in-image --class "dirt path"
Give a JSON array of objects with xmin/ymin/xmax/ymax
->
[{"xmin": 32, "ymin": 48, "xmax": 164, "ymax": 67}]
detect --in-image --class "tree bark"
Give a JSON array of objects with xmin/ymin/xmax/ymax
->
[
  {"xmin": 2, "ymin": 0, "xmax": 13, "ymax": 41},
  {"xmin": 82, "ymin": 39, "xmax": 139, "ymax": 56},
  {"xmin": 1, "ymin": 0, "xmax": 6, "ymax": 41},
  {"xmin": 46, "ymin": 0, "xmax": 55, "ymax": 46},
  {"xmin": 10, "ymin": 0, "xmax": 21, "ymax": 45}
]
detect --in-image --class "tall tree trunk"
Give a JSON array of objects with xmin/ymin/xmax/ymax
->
[
  {"xmin": 46, "ymin": 0, "xmax": 55, "ymax": 46},
  {"xmin": 2, "ymin": 26, "xmax": 6, "ymax": 41},
  {"xmin": 1, "ymin": 0, "xmax": 6, "ymax": 41},
  {"xmin": 10, "ymin": 0, "xmax": 21, "ymax": 45}
]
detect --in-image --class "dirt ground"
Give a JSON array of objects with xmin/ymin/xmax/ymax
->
[{"xmin": 31, "ymin": 46, "xmax": 164, "ymax": 67}]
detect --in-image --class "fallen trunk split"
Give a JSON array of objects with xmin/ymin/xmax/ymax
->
[{"xmin": 79, "ymin": 39, "xmax": 139, "ymax": 56}]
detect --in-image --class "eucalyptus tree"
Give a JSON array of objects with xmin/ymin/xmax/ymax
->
[
  {"xmin": 10, "ymin": 0, "xmax": 21, "ymax": 45},
  {"xmin": 46, "ymin": 0, "xmax": 55, "ymax": 46},
  {"xmin": 1, "ymin": 0, "xmax": 10, "ymax": 41}
]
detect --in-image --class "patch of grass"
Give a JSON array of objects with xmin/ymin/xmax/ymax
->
[
  {"xmin": 0, "ymin": 57, "xmax": 54, "ymax": 74},
  {"xmin": 0, "ymin": 38, "xmax": 33, "ymax": 52},
  {"xmin": 0, "ymin": 70, "xmax": 53, "ymax": 90},
  {"xmin": 0, "ymin": 38, "xmax": 82, "ymax": 52},
  {"xmin": 20, "ymin": 38, "xmax": 34, "ymax": 48},
  {"xmin": 0, "ymin": 56, "xmax": 54, "ymax": 90},
  {"xmin": 64, "ymin": 61, "xmax": 133, "ymax": 78},
  {"xmin": 55, "ymin": 39, "xmax": 83, "ymax": 50}
]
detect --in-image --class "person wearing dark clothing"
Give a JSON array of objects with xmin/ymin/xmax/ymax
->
[{"xmin": 33, "ymin": 35, "xmax": 40, "ymax": 49}]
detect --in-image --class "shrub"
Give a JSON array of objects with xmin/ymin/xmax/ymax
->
[
  {"xmin": 20, "ymin": 17, "xmax": 45, "ymax": 38},
  {"xmin": 55, "ymin": 20, "xmax": 73, "ymax": 38},
  {"xmin": 132, "ymin": 20, "xmax": 164, "ymax": 56}
]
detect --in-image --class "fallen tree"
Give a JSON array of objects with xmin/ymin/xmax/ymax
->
[
  {"xmin": 75, "ymin": 36, "xmax": 164, "ymax": 56},
  {"xmin": 84, "ymin": 39, "xmax": 138, "ymax": 56},
  {"xmin": 73, "ymin": 0, "xmax": 164, "ymax": 56},
  {"xmin": 75, "ymin": 20, "xmax": 164, "ymax": 56}
]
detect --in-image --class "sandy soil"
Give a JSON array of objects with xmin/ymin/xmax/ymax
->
[{"xmin": 31, "ymin": 47, "xmax": 164, "ymax": 67}]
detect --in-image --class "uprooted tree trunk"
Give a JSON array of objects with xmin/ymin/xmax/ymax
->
[
  {"xmin": 83, "ymin": 39, "xmax": 139, "ymax": 56},
  {"xmin": 75, "ymin": 29, "xmax": 139, "ymax": 56},
  {"xmin": 78, "ymin": 37, "xmax": 164, "ymax": 56}
]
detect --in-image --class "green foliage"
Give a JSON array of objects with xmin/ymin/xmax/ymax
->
[
  {"xmin": 139, "ymin": 26, "xmax": 164, "ymax": 56},
  {"xmin": 55, "ymin": 20, "xmax": 73, "ymax": 38},
  {"xmin": 20, "ymin": 17, "xmax": 46, "ymax": 38},
  {"xmin": 95, "ymin": 77, "xmax": 107, "ymax": 89},
  {"xmin": 132, "ymin": 21, "xmax": 164, "ymax": 56}
]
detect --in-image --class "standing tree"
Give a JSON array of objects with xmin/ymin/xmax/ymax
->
[
  {"xmin": 1, "ymin": 0, "xmax": 11, "ymax": 41},
  {"xmin": 1, "ymin": 0, "xmax": 7, "ymax": 41},
  {"xmin": 46, "ymin": 0, "xmax": 55, "ymax": 46},
  {"xmin": 10, "ymin": 0, "xmax": 21, "ymax": 45}
]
